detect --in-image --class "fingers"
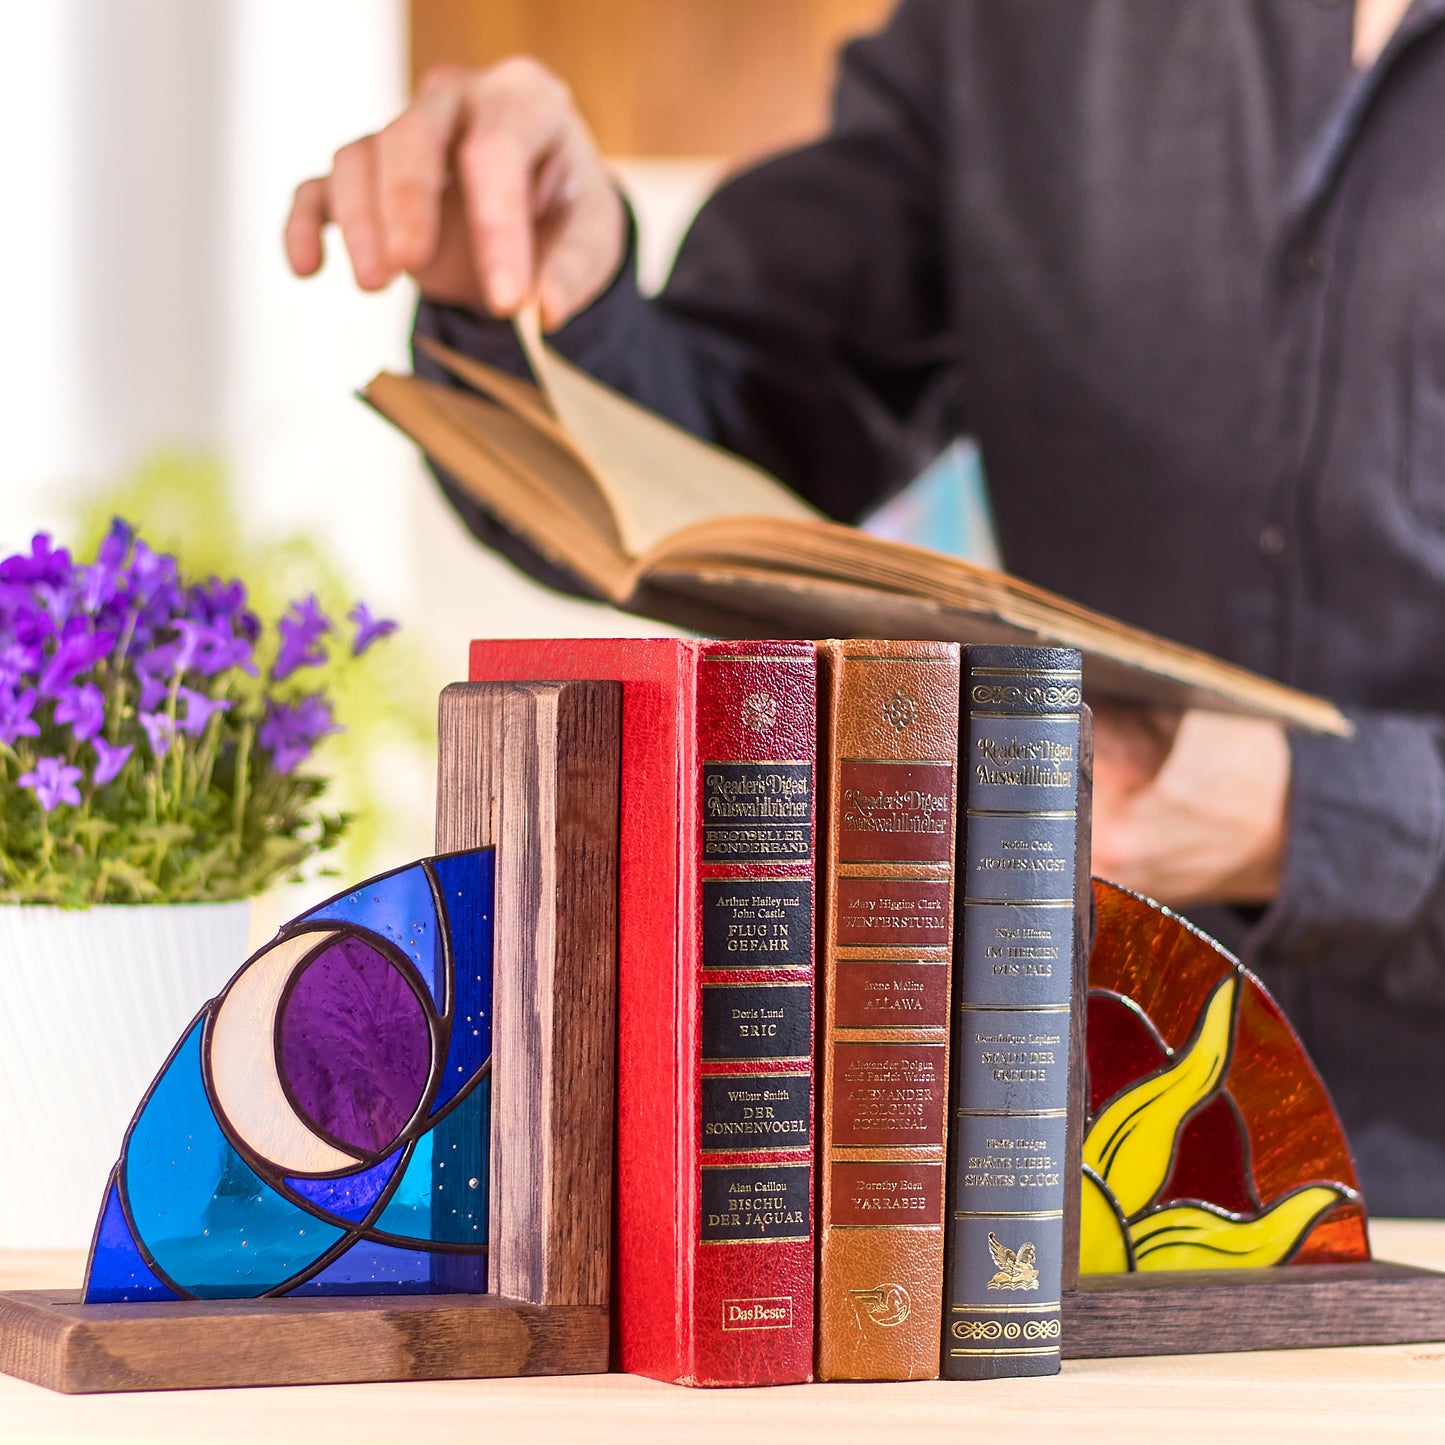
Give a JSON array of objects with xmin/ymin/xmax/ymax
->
[
  {"xmin": 535, "ymin": 178, "xmax": 626, "ymax": 330},
  {"xmin": 286, "ymin": 57, "xmax": 621, "ymax": 320},
  {"xmin": 375, "ymin": 79, "xmax": 464, "ymax": 275},
  {"xmin": 454, "ymin": 60, "xmax": 576, "ymax": 314},
  {"xmin": 284, "ymin": 177, "xmax": 329, "ymax": 277},
  {"xmin": 329, "ymin": 137, "xmax": 393, "ymax": 291}
]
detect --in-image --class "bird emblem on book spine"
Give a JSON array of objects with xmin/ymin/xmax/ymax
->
[
  {"xmin": 986, "ymin": 1232, "xmax": 1040, "ymax": 1290},
  {"xmin": 848, "ymin": 1283, "xmax": 912, "ymax": 1326}
]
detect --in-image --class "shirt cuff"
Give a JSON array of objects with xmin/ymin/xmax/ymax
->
[{"xmin": 1247, "ymin": 712, "xmax": 1445, "ymax": 975}]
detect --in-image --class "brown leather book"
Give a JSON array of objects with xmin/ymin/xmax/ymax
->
[
  {"xmin": 361, "ymin": 323, "xmax": 1347, "ymax": 735},
  {"xmin": 815, "ymin": 640, "xmax": 961, "ymax": 1380}
]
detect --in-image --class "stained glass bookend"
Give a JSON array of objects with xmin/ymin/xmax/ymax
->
[
  {"xmin": 0, "ymin": 678, "xmax": 620, "ymax": 1394},
  {"xmin": 1063, "ymin": 879, "xmax": 1445, "ymax": 1357},
  {"xmin": 1081, "ymin": 878, "xmax": 1367, "ymax": 1276},
  {"xmin": 83, "ymin": 853, "xmax": 494, "ymax": 1303}
]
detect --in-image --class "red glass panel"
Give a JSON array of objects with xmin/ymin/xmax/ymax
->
[
  {"xmin": 1088, "ymin": 883, "xmax": 1233, "ymax": 1052},
  {"xmin": 1085, "ymin": 990, "xmax": 1168, "ymax": 1116},
  {"xmin": 1161, "ymin": 1094, "xmax": 1258, "ymax": 1216}
]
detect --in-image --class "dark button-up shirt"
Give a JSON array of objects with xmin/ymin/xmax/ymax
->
[{"xmin": 417, "ymin": 0, "xmax": 1445, "ymax": 1211}]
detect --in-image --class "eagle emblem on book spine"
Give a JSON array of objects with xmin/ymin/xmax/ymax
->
[{"xmin": 986, "ymin": 1232, "xmax": 1040, "ymax": 1290}]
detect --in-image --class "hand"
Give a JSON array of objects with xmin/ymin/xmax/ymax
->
[
  {"xmin": 1089, "ymin": 704, "xmax": 1290, "ymax": 908},
  {"xmin": 284, "ymin": 58, "xmax": 626, "ymax": 330}
]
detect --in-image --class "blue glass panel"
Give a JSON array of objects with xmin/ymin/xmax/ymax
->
[
  {"xmin": 372, "ymin": 1078, "xmax": 488, "ymax": 1247},
  {"xmin": 284, "ymin": 1239, "xmax": 485, "ymax": 1295},
  {"xmin": 84, "ymin": 1177, "xmax": 183, "ymax": 1303},
  {"xmin": 283, "ymin": 1148, "xmax": 404, "ymax": 1224},
  {"xmin": 300, "ymin": 861, "xmax": 443, "ymax": 1009},
  {"xmin": 429, "ymin": 850, "xmax": 494, "ymax": 1114},
  {"xmin": 123, "ymin": 1018, "xmax": 345, "ymax": 1298}
]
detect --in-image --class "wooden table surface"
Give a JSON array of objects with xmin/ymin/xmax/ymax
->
[{"xmin": 4, "ymin": 1221, "xmax": 1445, "ymax": 1444}]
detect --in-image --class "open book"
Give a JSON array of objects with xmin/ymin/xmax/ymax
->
[{"xmin": 364, "ymin": 315, "xmax": 1348, "ymax": 735}]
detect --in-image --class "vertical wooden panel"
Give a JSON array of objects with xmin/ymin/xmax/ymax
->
[
  {"xmin": 436, "ymin": 680, "xmax": 621, "ymax": 1309},
  {"xmin": 409, "ymin": 0, "xmax": 896, "ymax": 161},
  {"xmin": 1062, "ymin": 704, "xmax": 1093, "ymax": 1296}
]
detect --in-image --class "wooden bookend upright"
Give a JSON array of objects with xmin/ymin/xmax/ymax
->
[
  {"xmin": 435, "ymin": 679, "xmax": 620, "ymax": 1310},
  {"xmin": 1060, "ymin": 704, "xmax": 1092, "ymax": 1297},
  {"xmin": 0, "ymin": 680, "xmax": 620, "ymax": 1394}
]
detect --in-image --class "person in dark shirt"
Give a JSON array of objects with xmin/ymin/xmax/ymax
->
[{"xmin": 286, "ymin": 0, "xmax": 1445, "ymax": 1213}]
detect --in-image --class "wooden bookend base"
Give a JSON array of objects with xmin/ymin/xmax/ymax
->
[
  {"xmin": 0, "ymin": 1289, "xmax": 607, "ymax": 1394},
  {"xmin": 1062, "ymin": 1260, "xmax": 1445, "ymax": 1358}
]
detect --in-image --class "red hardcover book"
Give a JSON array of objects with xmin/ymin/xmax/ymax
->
[{"xmin": 469, "ymin": 638, "xmax": 817, "ymax": 1386}]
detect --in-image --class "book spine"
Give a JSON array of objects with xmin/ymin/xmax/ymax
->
[
  {"xmin": 815, "ymin": 641, "xmax": 960, "ymax": 1381},
  {"xmin": 942, "ymin": 646, "xmax": 1083, "ymax": 1380},
  {"xmin": 689, "ymin": 641, "xmax": 817, "ymax": 1385},
  {"xmin": 467, "ymin": 637, "xmax": 694, "ymax": 1379}
]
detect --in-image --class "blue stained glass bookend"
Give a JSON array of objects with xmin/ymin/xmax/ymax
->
[{"xmin": 83, "ymin": 851, "xmax": 494, "ymax": 1303}]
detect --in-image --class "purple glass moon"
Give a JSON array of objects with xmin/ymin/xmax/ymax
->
[{"xmin": 277, "ymin": 934, "xmax": 432, "ymax": 1157}]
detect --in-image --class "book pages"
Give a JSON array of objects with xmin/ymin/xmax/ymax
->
[{"xmin": 515, "ymin": 306, "xmax": 820, "ymax": 558}]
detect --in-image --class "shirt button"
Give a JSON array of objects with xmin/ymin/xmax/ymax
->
[
  {"xmin": 1287, "ymin": 247, "xmax": 1331, "ymax": 278},
  {"xmin": 1258, "ymin": 525, "xmax": 1287, "ymax": 557}
]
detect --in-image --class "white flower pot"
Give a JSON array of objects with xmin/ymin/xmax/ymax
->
[{"xmin": 0, "ymin": 901, "xmax": 252, "ymax": 1249}]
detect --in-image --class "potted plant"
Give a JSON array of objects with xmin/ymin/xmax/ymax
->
[{"xmin": 0, "ymin": 520, "xmax": 397, "ymax": 1247}]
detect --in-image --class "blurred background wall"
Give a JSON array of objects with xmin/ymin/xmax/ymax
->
[
  {"xmin": 1, "ymin": 0, "xmax": 999, "ymax": 1246},
  {"xmin": 1, "ymin": 0, "xmax": 989, "ymax": 889}
]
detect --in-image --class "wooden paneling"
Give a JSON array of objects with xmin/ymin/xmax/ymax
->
[{"xmin": 409, "ymin": 0, "xmax": 896, "ymax": 162}]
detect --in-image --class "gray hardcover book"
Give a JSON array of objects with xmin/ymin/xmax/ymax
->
[{"xmin": 942, "ymin": 646, "xmax": 1083, "ymax": 1379}]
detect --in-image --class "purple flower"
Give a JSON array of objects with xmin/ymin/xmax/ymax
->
[
  {"xmin": 91, "ymin": 736, "xmax": 134, "ymax": 787},
  {"xmin": 273, "ymin": 595, "xmax": 331, "ymax": 681},
  {"xmin": 53, "ymin": 682, "xmax": 106, "ymax": 742},
  {"xmin": 348, "ymin": 602, "xmax": 398, "ymax": 656},
  {"xmin": 197, "ymin": 620, "xmax": 258, "ymax": 676},
  {"xmin": 138, "ymin": 711, "xmax": 174, "ymax": 759},
  {"xmin": 0, "ymin": 641, "xmax": 42, "ymax": 686},
  {"xmin": 0, "ymin": 534, "xmax": 73, "ymax": 588},
  {"xmin": 136, "ymin": 672, "xmax": 169, "ymax": 713},
  {"xmin": 172, "ymin": 618, "xmax": 256, "ymax": 678},
  {"xmin": 258, "ymin": 693, "xmax": 340, "ymax": 775},
  {"xmin": 124, "ymin": 541, "xmax": 185, "ymax": 643},
  {"xmin": 189, "ymin": 577, "xmax": 251, "ymax": 627},
  {"xmin": 38, "ymin": 620, "xmax": 116, "ymax": 698},
  {"xmin": 171, "ymin": 620, "xmax": 212, "ymax": 674},
  {"xmin": 18, "ymin": 756, "xmax": 83, "ymax": 812},
  {"xmin": 136, "ymin": 639, "xmax": 181, "ymax": 680},
  {"xmin": 0, "ymin": 683, "xmax": 40, "ymax": 747},
  {"xmin": 177, "ymin": 686, "xmax": 232, "ymax": 738},
  {"xmin": 126, "ymin": 540, "xmax": 178, "ymax": 603},
  {"xmin": 96, "ymin": 518, "xmax": 133, "ymax": 572}
]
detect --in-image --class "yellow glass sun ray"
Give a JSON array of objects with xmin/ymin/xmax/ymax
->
[
  {"xmin": 1082, "ymin": 975, "xmax": 1238, "ymax": 1217},
  {"xmin": 1128, "ymin": 1186, "xmax": 1347, "ymax": 1270}
]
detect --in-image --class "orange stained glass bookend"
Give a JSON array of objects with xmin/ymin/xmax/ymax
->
[{"xmin": 1080, "ymin": 879, "xmax": 1369, "ymax": 1275}]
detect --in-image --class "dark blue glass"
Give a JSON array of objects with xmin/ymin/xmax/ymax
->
[
  {"xmin": 83, "ymin": 1178, "xmax": 183, "ymax": 1303},
  {"xmin": 284, "ymin": 1148, "xmax": 405, "ymax": 1224},
  {"xmin": 283, "ymin": 1239, "xmax": 485, "ymax": 1295},
  {"xmin": 122, "ymin": 1018, "xmax": 345, "ymax": 1298},
  {"xmin": 429, "ymin": 849, "xmax": 494, "ymax": 1114},
  {"xmin": 300, "ymin": 861, "xmax": 443, "ymax": 1009}
]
